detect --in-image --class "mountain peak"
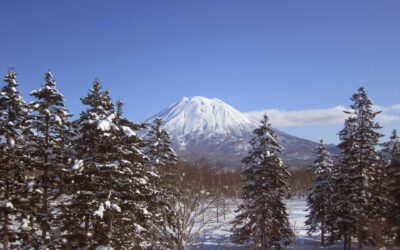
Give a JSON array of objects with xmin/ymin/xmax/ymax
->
[
  {"xmin": 148, "ymin": 96, "xmax": 252, "ymax": 136},
  {"xmin": 146, "ymin": 96, "xmax": 337, "ymax": 168},
  {"xmin": 180, "ymin": 96, "xmax": 223, "ymax": 103}
]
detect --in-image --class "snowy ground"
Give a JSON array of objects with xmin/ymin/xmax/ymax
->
[{"xmin": 192, "ymin": 198, "xmax": 373, "ymax": 250}]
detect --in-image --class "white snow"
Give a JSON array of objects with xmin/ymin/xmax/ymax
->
[
  {"xmin": 72, "ymin": 159, "xmax": 84, "ymax": 170},
  {"xmin": 193, "ymin": 198, "xmax": 372, "ymax": 249},
  {"xmin": 54, "ymin": 115, "xmax": 63, "ymax": 125},
  {"xmin": 97, "ymin": 120, "xmax": 112, "ymax": 131},
  {"xmin": 146, "ymin": 96, "xmax": 254, "ymax": 137},
  {"xmin": 94, "ymin": 203, "xmax": 105, "ymax": 218},
  {"xmin": 122, "ymin": 126, "xmax": 136, "ymax": 137},
  {"xmin": 95, "ymin": 245, "xmax": 113, "ymax": 250},
  {"xmin": 97, "ymin": 114, "xmax": 117, "ymax": 131},
  {"xmin": 5, "ymin": 201, "xmax": 13, "ymax": 209}
]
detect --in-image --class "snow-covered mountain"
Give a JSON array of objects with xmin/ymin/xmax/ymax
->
[{"xmin": 147, "ymin": 96, "xmax": 337, "ymax": 168}]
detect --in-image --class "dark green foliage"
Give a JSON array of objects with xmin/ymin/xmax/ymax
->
[
  {"xmin": 328, "ymin": 87, "xmax": 383, "ymax": 249},
  {"xmin": 305, "ymin": 140, "xmax": 333, "ymax": 246},
  {"xmin": 382, "ymin": 130, "xmax": 400, "ymax": 244},
  {"xmin": 145, "ymin": 117, "xmax": 179, "ymax": 248},
  {"xmin": 232, "ymin": 114, "xmax": 293, "ymax": 249},
  {"xmin": 0, "ymin": 69, "xmax": 31, "ymax": 250},
  {"xmin": 21, "ymin": 71, "xmax": 72, "ymax": 248},
  {"xmin": 58, "ymin": 81, "xmax": 157, "ymax": 249}
]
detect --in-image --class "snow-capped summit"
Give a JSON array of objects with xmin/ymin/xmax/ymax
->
[
  {"xmin": 146, "ymin": 96, "xmax": 337, "ymax": 168},
  {"xmin": 148, "ymin": 96, "xmax": 253, "ymax": 137}
]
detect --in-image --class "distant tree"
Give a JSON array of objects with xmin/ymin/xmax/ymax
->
[
  {"xmin": 305, "ymin": 140, "xmax": 334, "ymax": 246},
  {"xmin": 145, "ymin": 117, "xmax": 179, "ymax": 248},
  {"xmin": 382, "ymin": 130, "xmax": 400, "ymax": 245},
  {"xmin": 24, "ymin": 71, "xmax": 72, "ymax": 248},
  {"xmin": 232, "ymin": 114, "xmax": 293, "ymax": 249},
  {"xmin": 173, "ymin": 162, "xmax": 216, "ymax": 250},
  {"xmin": 0, "ymin": 68, "xmax": 31, "ymax": 250},
  {"xmin": 146, "ymin": 117, "xmax": 178, "ymax": 168}
]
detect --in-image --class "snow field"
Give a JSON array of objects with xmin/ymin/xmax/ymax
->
[{"xmin": 193, "ymin": 198, "xmax": 373, "ymax": 249}]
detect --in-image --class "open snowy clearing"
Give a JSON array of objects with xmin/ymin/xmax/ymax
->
[{"xmin": 193, "ymin": 198, "xmax": 373, "ymax": 250}]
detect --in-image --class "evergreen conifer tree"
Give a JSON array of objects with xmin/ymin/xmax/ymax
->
[
  {"xmin": 24, "ymin": 71, "xmax": 72, "ymax": 248},
  {"xmin": 382, "ymin": 130, "xmax": 400, "ymax": 244},
  {"xmin": 0, "ymin": 68, "xmax": 31, "ymax": 250},
  {"xmin": 109, "ymin": 99, "xmax": 158, "ymax": 249},
  {"xmin": 59, "ymin": 79, "xmax": 117, "ymax": 248},
  {"xmin": 231, "ymin": 114, "xmax": 293, "ymax": 249},
  {"xmin": 305, "ymin": 140, "xmax": 333, "ymax": 246},
  {"xmin": 60, "ymin": 81, "xmax": 156, "ymax": 249},
  {"xmin": 327, "ymin": 117, "xmax": 357, "ymax": 249},
  {"xmin": 330, "ymin": 87, "xmax": 383, "ymax": 250},
  {"xmin": 145, "ymin": 117, "xmax": 179, "ymax": 248},
  {"xmin": 348, "ymin": 87, "xmax": 383, "ymax": 250}
]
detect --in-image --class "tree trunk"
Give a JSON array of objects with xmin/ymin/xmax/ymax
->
[
  {"xmin": 107, "ymin": 212, "xmax": 113, "ymax": 244},
  {"xmin": 177, "ymin": 222, "xmax": 184, "ymax": 250},
  {"xmin": 347, "ymin": 234, "xmax": 352, "ymax": 250},
  {"xmin": 3, "ymin": 158, "xmax": 10, "ymax": 250},
  {"xmin": 178, "ymin": 232, "xmax": 184, "ymax": 250},
  {"xmin": 3, "ymin": 211, "xmax": 9, "ymax": 250},
  {"xmin": 84, "ymin": 216, "xmax": 90, "ymax": 246},
  {"xmin": 357, "ymin": 225, "xmax": 363, "ymax": 250},
  {"xmin": 216, "ymin": 197, "xmax": 219, "ymax": 223},
  {"xmin": 321, "ymin": 223, "xmax": 325, "ymax": 247},
  {"xmin": 42, "ymin": 168, "xmax": 48, "ymax": 242},
  {"xmin": 42, "ymin": 121, "xmax": 50, "ymax": 243}
]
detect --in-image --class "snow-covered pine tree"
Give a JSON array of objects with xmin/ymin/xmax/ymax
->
[
  {"xmin": 146, "ymin": 117, "xmax": 178, "ymax": 168},
  {"xmin": 382, "ymin": 130, "xmax": 400, "ymax": 244},
  {"xmin": 305, "ymin": 139, "xmax": 333, "ymax": 246},
  {"xmin": 24, "ymin": 71, "xmax": 72, "ymax": 248},
  {"xmin": 109, "ymin": 99, "xmax": 158, "ymax": 249},
  {"xmin": 232, "ymin": 114, "xmax": 293, "ymax": 249},
  {"xmin": 145, "ymin": 117, "xmax": 179, "ymax": 248},
  {"xmin": 59, "ymin": 79, "xmax": 118, "ymax": 248},
  {"xmin": 0, "ymin": 68, "xmax": 31, "ymax": 250},
  {"xmin": 327, "ymin": 117, "xmax": 357, "ymax": 249},
  {"xmin": 330, "ymin": 87, "xmax": 383, "ymax": 250},
  {"xmin": 60, "ymin": 81, "xmax": 156, "ymax": 249},
  {"xmin": 348, "ymin": 87, "xmax": 383, "ymax": 250}
]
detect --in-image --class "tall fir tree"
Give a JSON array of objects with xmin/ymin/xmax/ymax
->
[
  {"xmin": 305, "ymin": 140, "xmax": 334, "ymax": 246},
  {"xmin": 382, "ymin": 130, "xmax": 400, "ymax": 244},
  {"xmin": 327, "ymin": 117, "xmax": 357, "ymax": 249},
  {"xmin": 109, "ymin": 99, "xmax": 158, "ymax": 249},
  {"xmin": 348, "ymin": 87, "xmax": 383, "ymax": 250},
  {"xmin": 59, "ymin": 79, "xmax": 117, "ymax": 248},
  {"xmin": 0, "ymin": 68, "xmax": 31, "ymax": 250},
  {"xmin": 23, "ymin": 71, "xmax": 72, "ymax": 248},
  {"xmin": 330, "ymin": 87, "xmax": 383, "ymax": 250},
  {"xmin": 232, "ymin": 114, "xmax": 293, "ymax": 249},
  {"xmin": 145, "ymin": 117, "xmax": 179, "ymax": 248},
  {"xmin": 59, "ymin": 81, "xmax": 156, "ymax": 249}
]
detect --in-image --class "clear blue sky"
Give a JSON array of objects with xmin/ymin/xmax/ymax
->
[{"xmin": 1, "ymin": 0, "xmax": 399, "ymax": 143}]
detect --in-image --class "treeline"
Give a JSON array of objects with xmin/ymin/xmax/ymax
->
[
  {"xmin": 2, "ymin": 68, "xmax": 399, "ymax": 250},
  {"xmin": 305, "ymin": 87, "xmax": 400, "ymax": 249},
  {"xmin": 0, "ymin": 68, "xmax": 197, "ymax": 249},
  {"xmin": 228, "ymin": 87, "xmax": 399, "ymax": 250}
]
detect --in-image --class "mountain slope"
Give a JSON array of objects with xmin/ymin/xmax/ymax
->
[{"xmin": 147, "ymin": 96, "xmax": 336, "ymax": 168}]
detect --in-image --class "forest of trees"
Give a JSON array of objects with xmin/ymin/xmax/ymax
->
[
  {"xmin": 304, "ymin": 87, "xmax": 400, "ymax": 250},
  {"xmin": 0, "ymin": 68, "xmax": 400, "ymax": 250}
]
